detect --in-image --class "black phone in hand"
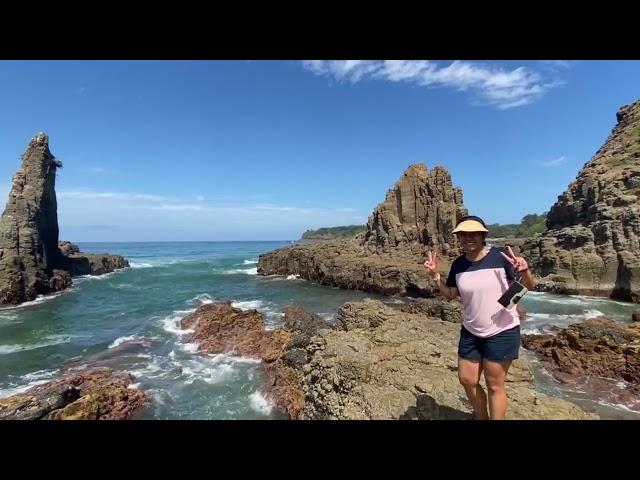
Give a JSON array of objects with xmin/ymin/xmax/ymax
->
[{"xmin": 497, "ymin": 280, "xmax": 528, "ymax": 309}]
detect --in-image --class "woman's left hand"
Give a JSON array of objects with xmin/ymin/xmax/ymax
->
[{"xmin": 500, "ymin": 245, "xmax": 529, "ymax": 272}]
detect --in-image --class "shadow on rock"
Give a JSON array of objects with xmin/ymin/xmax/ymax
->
[{"xmin": 400, "ymin": 394, "xmax": 472, "ymax": 420}]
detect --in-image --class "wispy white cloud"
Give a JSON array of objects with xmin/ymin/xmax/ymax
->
[
  {"xmin": 74, "ymin": 166, "xmax": 109, "ymax": 176},
  {"xmin": 539, "ymin": 156, "xmax": 567, "ymax": 167},
  {"xmin": 539, "ymin": 60, "xmax": 571, "ymax": 68},
  {"xmin": 152, "ymin": 204, "xmax": 206, "ymax": 211},
  {"xmin": 302, "ymin": 60, "xmax": 562, "ymax": 109},
  {"xmin": 58, "ymin": 189, "xmax": 166, "ymax": 202},
  {"xmin": 196, "ymin": 195, "xmax": 205, "ymax": 201},
  {"xmin": 53, "ymin": 187, "xmax": 365, "ymax": 240}
]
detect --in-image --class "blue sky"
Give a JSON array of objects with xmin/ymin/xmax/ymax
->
[{"xmin": 0, "ymin": 60, "xmax": 638, "ymax": 241}]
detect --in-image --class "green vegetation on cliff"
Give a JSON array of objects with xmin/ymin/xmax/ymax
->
[
  {"xmin": 486, "ymin": 212, "xmax": 547, "ymax": 238},
  {"xmin": 301, "ymin": 225, "xmax": 366, "ymax": 240},
  {"xmin": 302, "ymin": 214, "xmax": 547, "ymax": 241}
]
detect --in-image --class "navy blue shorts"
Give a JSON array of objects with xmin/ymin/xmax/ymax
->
[{"xmin": 458, "ymin": 325, "xmax": 520, "ymax": 362}]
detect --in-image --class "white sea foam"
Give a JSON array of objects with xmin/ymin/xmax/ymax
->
[
  {"xmin": 182, "ymin": 358, "xmax": 236, "ymax": 385},
  {"xmin": 568, "ymin": 294, "xmax": 634, "ymax": 306},
  {"xmin": 179, "ymin": 342, "xmax": 199, "ymax": 354},
  {"xmin": 129, "ymin": 262, "xmax": 154, "ymax": 268},
  {"xmin": 388, "ymin": 298, "xmax": 406, "ymax": 304},
  {"xmin": 222, "ymin": 267, "xmax": 258, "ymax": 275},
  {"xmin": 0, "ymin": 369, "xmax": 58, "ymax": 398},
  {"xmin": 584, "ymin": 309, "xmax": 605, "ymax": 319},
  {"xmin": 108, "ymin": 335, "xmax": 140, "ymax": 349},
  {"xmin": 0, "ymin": 292, "xmax": 65, "ymax": 311},
  {"xmin": 159, "ymin": 309, "xmax": 197, "ymax": 336},
  {"xmin": 0, "ymin": 380, "xmax": 50, "ymax": 398},
  {"xmin": 0, "ymin": 335, "xmax": 71, "ymax": 355},
  {"xmin": 319, "ymin": 312, "xmax": 334, "ymax": 322},
  {"xmin": 521, "ymin": 326, "xmax": 543, "ymax": 335},
  {"xmin": 232, "ymin": 300, "xmax": 264, "ymax": 311},
  {"xmin": 0, "ymin": 312, "xmax": 20, "ymax": 324},
  {"xmin": 186, "ymin": 293, "xmax": 214, "ymax": 306},
  {"xmin": 286, "ymin": 274, "xmax": 300, "ymax": 280},
  {"xmin": 596, "ymin": 399, "xmax": 640, "ymax": 413},
  {"xmin": 249, "ymin": 391, "xmax": 273, "ymax": 415},
  {"xmin": 169, "ymin": 353, "xmax": 259, "ymax": 386},
  {"xmin": 206, "ymin": 353, "xmax": 261, "ymax": 365},
  {"xmin": 243, "ymin": 259, "xmax": 258, "ymax": 265},
  {"xmin": 128, "ymin": 355, "xmax": 166, "ymax": 379},
  {"xmin": 110, "ymin": 283, "xmax": 141, "ymax": 291},
  {"xmin": 75, "ymin": 271, "xmax": 118, "ymax": 283},
  {"xmin": 526, "ymin": 309, "xmax": 604, "ymax": 323}
]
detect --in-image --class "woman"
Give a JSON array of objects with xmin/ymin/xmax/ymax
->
[{"xmin": 424, "ymin": 215, "xmax": 535, "ymax": 420}]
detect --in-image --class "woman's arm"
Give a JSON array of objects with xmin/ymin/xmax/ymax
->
[
  {"xmin": 433, "ymin": 272, "xmax": 459, "ymax": 301},
  {"xmin": 501, "ymin": 245, "xmax": 536, "ymax": 290},
  {"xmin": 518, "ymin": 268, "xmax": 536, "ymax": 290},
  {"xmin": 424, "ymin": 251, "xmax": 459, "ymax": 300}
]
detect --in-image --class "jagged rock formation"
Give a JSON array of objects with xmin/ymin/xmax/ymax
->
[
  {"xmin": 258, "ymin": 164, "xmax": 466, "ymax": 296},
  {"xmin": 180, "ymin": 301, "xmax": 290, "ymax": 362},
  {"xmin": 365, "ymin": 164, "xmax": 467, "ymax": 255},
  {"xmin": 261, "ymin": 307, "xmax": 333, "ymax": 418},
  {"xmin": 179, "ymin": 301, "xmax": 331, "ymax": 419},
  {"xmin": 522, "ymin": 100, "xmax": 640, "ymax": 301},
  {"xmin": 0, "ymin": 368, "xmax": 147, "ymax": 420},
  {"xmin": 522, "ymin": 317, "xmax": 640, "ymax": 410},
  {"xmin": 0, "ymin": 133, "xmax": 129, "ymax": 305}
]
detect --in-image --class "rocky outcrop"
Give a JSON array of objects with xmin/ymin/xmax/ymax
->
[
  {"xmin": 0, "ymin": 133, "xmax": 129, "ymax": 305},
  {"xmin": 258, "ymin": 164, "xmax": 466, "ymax": 297},
  {"xmin": 177, "ymin": 298, "xmax": 595, "ymax": 419},
  {"xmin": 257, "ymin": 239, "xmax": 438, "ymax": 297},
  {"xmin": 522, "ymin": 318, "xmax": 640, "ymax": 401},
  {"xmin": 261, "ymin": 307, "xmax": 333, "ymax": 418},
  {"xmin": 0, "ymin": 368, "xmax": 147, "ymax": 420},
  {"xmin": 294, "ymin": 299, "xmax": 596, "ymax": 419},
  {"xmin": 60, "ymin": 241, "xmax": 129, "ymax": 276},
  {"xmin": 364, "ymin": 164, "xmax": 467, "ymax": 255},
  {"xmin": 180, "ymin": 301, "xmax": 290, "ymax": 362},
  {"xmin": 400, "ymin": 297, "xmax": 464, "ymax": 323},
  {"xmin": 522, "ymin": 100, "xmax": 640, "ymax": 301},
  {"xmin": 179, "ymin": 301, "xmax": 333, "ymax": 419},
  {"xmin": 399, "ymin": 297, "xmax": 527, "ymax": 322}
]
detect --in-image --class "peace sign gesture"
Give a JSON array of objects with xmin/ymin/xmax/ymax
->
[
  {"xmin": 500, "ymin": 245, "xmax": 529, "ymax": 272},
  {"xmin": 424, "ymin": 251, "xmax": 439, "ymax": 277}
]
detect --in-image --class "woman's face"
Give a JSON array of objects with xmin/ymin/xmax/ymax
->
[{"xmin": 456, "ymin": 231, "xmax": 485, "ymax": 253}]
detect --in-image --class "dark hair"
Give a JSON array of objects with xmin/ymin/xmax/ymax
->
[{"xmin": 455, "ymin": 215, "xmax": 487, "ymax": 227}]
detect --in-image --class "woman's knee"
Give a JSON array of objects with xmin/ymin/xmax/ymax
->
[
  {"xmin": 483, "ymin": 360, "xmax": 511, "ymax": 393},
  {"xmin": 484, "ymin": 377, "xmax": 505, "ymax": 394},
  {"xmin": 458, "ymin": 372, "xmax": 480, "ymax": 388}
]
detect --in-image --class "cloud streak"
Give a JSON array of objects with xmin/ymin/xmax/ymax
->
[
  {"xmin": 539, "ymin": 156, "xmax": 567, "ymax": 167},
  {"xmin": 302, "ymin": 60, "xmax": 562, "ymax": 109},
  {"xmin": 52, "ymin": 187, "xmax": 366, "ymax": 240}
]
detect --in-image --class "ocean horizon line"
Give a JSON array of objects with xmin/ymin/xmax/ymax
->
[{"xmin": 74, "ymin": 240, "xmax": 296, "ymax": 244}]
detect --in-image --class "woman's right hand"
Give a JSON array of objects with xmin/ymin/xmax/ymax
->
[{"xmin": 424, "ymin": 251, "xmax": 439, "ymax": 279}]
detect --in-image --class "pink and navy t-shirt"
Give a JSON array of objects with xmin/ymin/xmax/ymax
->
[{"xmin": 446, "ymin": 247, "xmax": 520, "ymax": 338}]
